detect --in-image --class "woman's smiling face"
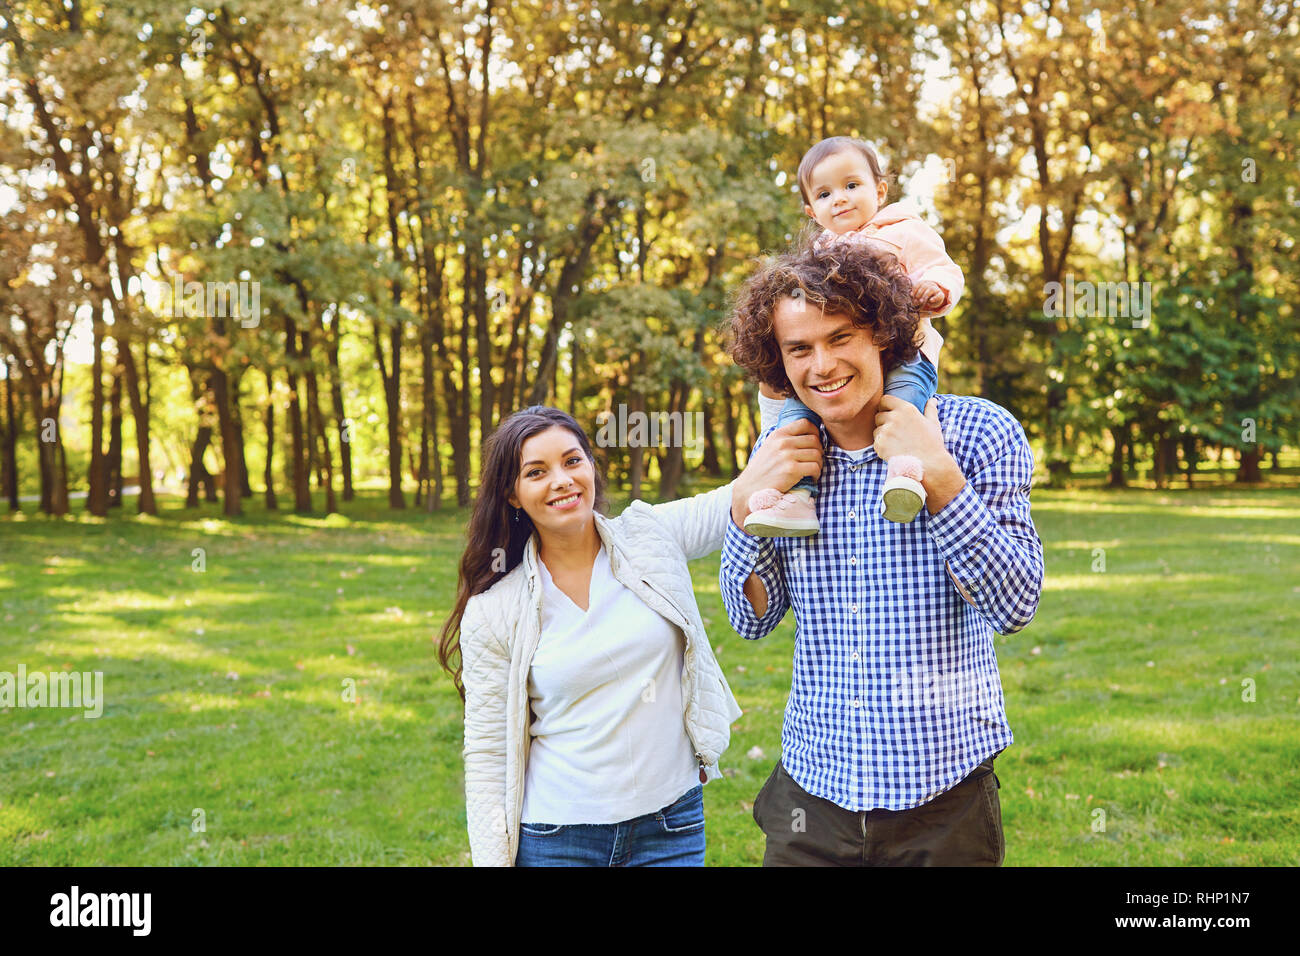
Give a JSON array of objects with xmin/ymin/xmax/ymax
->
[{"xmin": 509, "ymin": 425, "xmax": 596, "ymax": 531}]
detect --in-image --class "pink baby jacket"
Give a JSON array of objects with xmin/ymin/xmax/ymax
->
[{"xmin": 814, "ymin": 200, "xmax": 963, "ymax": 366}]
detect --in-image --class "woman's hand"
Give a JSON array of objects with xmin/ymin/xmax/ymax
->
[{"xmin": 731, "ymin": 420, "xmax": 823, "ymax": 528}]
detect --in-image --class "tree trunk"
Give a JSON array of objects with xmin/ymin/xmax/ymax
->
[
  {"xmin": 186, "ymin": 425, "xmax": 217, "ymax": 506},
  {"xmin": 469, "ymin": 254, "xmax": 495, "ymax": 443},
  {"xmin": 263, "ymin": 368, "xmax": 278, "ymax": 511},
  {"xmin": 106, "ymin": 358, "xmax": 124, "ymax": 507},
  {"xmin": 373, "ymin": 318, "xmax": 406, "ymax": 509},
  {"xmin": 28, "ymin": 377, "xmax": 54, "ymax": 514},
  {"xmin": 303, "ymin": 327, "xmax": 336, "ymax": 515},
  {"xmin": 209, "ymin": 322, "xmax": 243, "ymax": 517},
  {"xmin": 658, "ymin": 382, "xmax": 688, "ymax": 500},
  {"xmin": 1235, "ymin": 448, "xmax": 1263, "ymax": 483},
  {"xmin": 723, "ymin": 384, "xmax": 740, "ymax": 478},
  {"xmin": 1107, "ymin": 425, "xmax": 1127, "ymax": 488},
  {"xmin": 402, "ymin": 89, "xmax": 454, "ymax": 507},
  {"xmin": 628, "ymin": 389, "xmax": 645, "ymax": 502},
  {"xmin": 497, "ymin": 261, "xmax": 537, "ymax": 425},
  {"xmin": 418, "ymin": 322, "xmax": 440, "ymax": 512},
  {"xmin": 1229, "ymin": 196, "xmax": 1261, "ymax": 484},
  {"xmin": 1152, "ymin": 433, "xmax": 1176, "ymax": 489},
  {"xmin": 27, "ymin": 351, "xmax": 70, "ymax": 515},
  {"xmin": 741, "ymin": 387, "xmax": 758, "ymax": 461},
  {"xmin": 57, "ymin": 430, "xmax": 71, "ymax": 515},
  {"xmin": 568, "ymin": 332, "xmax": 581, "ymax": 420},
  {"xmin": 1181, "ymin": 435, "xmax": 1198, "ymax": 488},
  {"xmin": 702, "ymin": 401, "xmax": 720, "ymax": 476},
  {"xmin": 324, "ymin": 307, "xmax": 353, "ymax": 502},
  {"xmin": 2, "ymin": 354, "xmax": 19, "ymax": 511},
  {"xmin": 303, "ymin": 351, "xmax": 317, "ymax": 489},
  {"xmin": 430, "ymin": 369, "xmax": 444, "ymax": 510},
  {"xmin": 117, "ymin": 337, "xmax": 157, "ymax": 515},
  {"xmin": 86, "ymin": 301, "xmax": 108, "ymax": 516},
  {"xmin": 379, "ymin": 95, "xmax": 407, "ymax": 510},
  {"xmin": 231, "ymin": 366, "xmax": 252, "ymax": 498},
  {"xmin": 284, "ymin": 312, "xmax": 311, "ymax": 512}
]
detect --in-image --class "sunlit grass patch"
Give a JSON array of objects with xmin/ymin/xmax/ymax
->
[{"xmin": 2, "ymin": 485, "xmax": 1297, "ymax": 865}]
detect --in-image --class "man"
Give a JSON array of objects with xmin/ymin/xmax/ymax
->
[{"xmin": 720, "ymin": 238, "xmax": 1045, "ymax": 866}]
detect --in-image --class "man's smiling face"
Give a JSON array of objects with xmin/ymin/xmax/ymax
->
[{"xmin": 772, "ymin": 294, "xmax": 885, "ymax": 449}]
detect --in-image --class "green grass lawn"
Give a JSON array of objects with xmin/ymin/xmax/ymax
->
[{"xmin": 2, "ymin": 479, "xmax": 1298, "ymax": 865}]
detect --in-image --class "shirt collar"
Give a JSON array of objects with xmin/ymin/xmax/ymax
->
[{"xmin": 814, "ymin": 421, "xmax": 880, "ymax": 464}]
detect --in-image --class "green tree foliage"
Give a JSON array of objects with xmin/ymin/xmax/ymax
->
[{"xmin": 2, "ymin": 0, "xmax": 1295, "ymax": 513}]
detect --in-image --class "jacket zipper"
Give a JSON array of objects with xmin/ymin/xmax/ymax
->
[{"xmin": 638, "ymin": 575, "xmax": 710, "ymax": 774}]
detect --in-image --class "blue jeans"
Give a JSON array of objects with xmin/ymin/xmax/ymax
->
[
  {"xmin": 779, "ymin": 353, "xmax": 938, "ymax": 496},
  {"xmin": 515, "ymin": 785, "xmax": 705, "ymax": 867}
]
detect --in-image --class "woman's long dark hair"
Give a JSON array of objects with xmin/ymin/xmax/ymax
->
[{"xmin": 438, "ymin": 406, "xmax": 609, "ymax": 701}]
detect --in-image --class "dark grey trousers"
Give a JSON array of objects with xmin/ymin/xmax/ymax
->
[{"xmin": 752, "ymin": 755, "xmax": 1005, "ymax": 866}]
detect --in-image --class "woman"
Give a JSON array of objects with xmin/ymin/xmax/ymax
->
[{"xmin": 439, "ymin": 405, "xmax": 820, "ymax": 866}]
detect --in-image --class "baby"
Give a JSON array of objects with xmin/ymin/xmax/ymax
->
[{"xmin": 745, "ymin": 136, "xmax": 964, "ymax": 536}]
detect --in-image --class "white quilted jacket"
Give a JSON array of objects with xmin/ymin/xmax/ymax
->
[{"xmin": 458, "ymin": 481, "xmax": 746, "ymax": 866}]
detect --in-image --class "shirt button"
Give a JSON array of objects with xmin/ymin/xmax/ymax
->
[
  {"xmin": 851, "ymin": 698, "xmax": 860, "ymax": 708},
  {"xmin": 849, "ymin": 510, "xmax": 856, "ymax": 519},
  {"xmin": 850, "ymin": 556, "xmax": 857, "ymax": 565},
  {"xmin": 851, "ymin": 604, "xmax": 858, "ymax": 613},
  {"xmin": 851, "ymin": 652, "xmax": 859, "ymax": 661}
]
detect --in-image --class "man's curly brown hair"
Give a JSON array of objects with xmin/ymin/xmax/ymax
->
[{"xmin": 724, "ymin": 229, "xmax": 920, "ymax": 397}]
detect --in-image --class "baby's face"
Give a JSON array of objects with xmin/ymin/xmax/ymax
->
[{"xmin": 802, "ymin": 151, "xmax": 889, "ymax": 235}]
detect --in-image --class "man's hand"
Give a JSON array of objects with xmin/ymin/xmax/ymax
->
[
  {"xmin": 731, "ymin": 419, "xmax": 823, "ymax": 528},
  {"xmin": 912, "ymin": 280, "xmax": 948, "ymax": 312},
  {"xmin": 873, "ymin": 396, "xmax": 966, "ymax": 514}
]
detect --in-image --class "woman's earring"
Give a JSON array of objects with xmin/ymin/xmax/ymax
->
[{"xmin": 513, "ymin": 507, "xmax": 520, "ymax": 523}]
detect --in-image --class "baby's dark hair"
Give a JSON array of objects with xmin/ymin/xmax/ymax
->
[{"xmin": 797, "ymin": 136, "xmax": 892, "ymax": 207}]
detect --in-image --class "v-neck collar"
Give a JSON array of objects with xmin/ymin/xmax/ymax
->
[{"xmin": 538, "ymin": 542, "xmax": 606, "ymax": 615}]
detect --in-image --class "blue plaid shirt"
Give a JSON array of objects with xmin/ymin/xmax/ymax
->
[{"xmin": 720, "ymin": 393, "xmax": 1044, "ymax": 811}]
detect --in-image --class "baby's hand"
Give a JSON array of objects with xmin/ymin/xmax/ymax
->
[{"xmin": 913, "ymin": 280, "xmax": 948, "ymax": 312}]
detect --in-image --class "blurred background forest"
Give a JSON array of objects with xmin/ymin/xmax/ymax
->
[{"xmin": 2, "ymin": 0, "xmax": 1298, "ymax": 518}]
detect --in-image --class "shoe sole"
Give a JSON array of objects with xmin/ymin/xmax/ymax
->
[
  {"xmin": 881, "ymin": 476, "xmax": 926, "ymax": 523},
  {"xmin": 743, "ymin": 516, "xmax": 820, "ymax": 538}
]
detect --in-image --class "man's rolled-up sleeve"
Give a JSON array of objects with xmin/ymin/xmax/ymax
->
[
  {"xmin": 926, "ymin": 425, "xmax": 1044, "ymax": 635},
  {"xmin": 719, "ymin": 517, "xmax": 790, "ymax": 639},
  {"xmin": 718, "ymin": 427, "xmax": 791, "ymax": 639}
]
